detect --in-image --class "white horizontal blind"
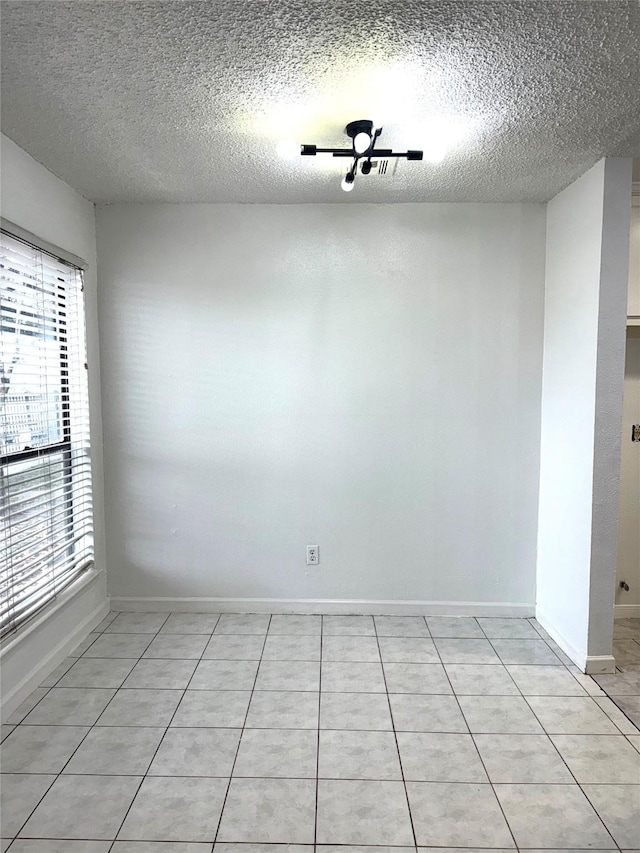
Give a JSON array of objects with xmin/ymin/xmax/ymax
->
[{"xmin": 0, "ymin": 230, "xmax": 93, "ymax": 638}]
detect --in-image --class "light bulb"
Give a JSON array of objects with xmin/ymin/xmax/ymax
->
[
  {"xmin": 353, "ymin": 131, "xmax": 371, "ymax": 155},
  {"xmin": 341, "ymin": 174, "xmax": 355, "ymax": 192},
  {"xmin": 276, "ymin": 140, "xmax": 300, "ymax": 160}
]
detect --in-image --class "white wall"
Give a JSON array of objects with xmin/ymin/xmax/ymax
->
[
  {"xmin": 537, "ymin": 158, "xmax": 632, "ymax": 671},
  {"xmin": 0, "ymin": 134, "xmax": 109, "ymax": 716},
  {"xmin": 97, "ymin": 202, "xmax": 546, "ymax": 611}
]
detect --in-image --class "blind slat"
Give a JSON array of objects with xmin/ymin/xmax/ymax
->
[{"xmin": 1, "ymin": 230, "xmax": 93, "ymax": 638}]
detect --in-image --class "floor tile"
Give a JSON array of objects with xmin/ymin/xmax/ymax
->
[
  {"xmin": 122, "ymin": 658, "xmax": 197, "ymax": 689},
  {"xmin": 56, "ymin": 657, "xmax": 137, "ymax": 688},
  {"xmin": 444, "ymin": 664, "xmax": 518, "ymax": 694},
  {"xmin": 39, "ymin": 657, "xmax": 76, "ymax": 686},
  {"xmin": 106, "ymin": 612, "xmax": 168, "ymax": 633},
  {"xmin": 321, "ymin": 636, "xmax": 380, "ymax": 662},
  {"xmin": 374, "ymin": 615, "xmax": 429, "ymax": 636},
  {"xmin": 10, "ymin": 841, "xmax": 112, "ymax": 852},
  {"xmin": 389, "ymin": 693, "xmax": 468, "ymax": 732},
  {"xmin": 613, "ymin": 695, "xmax": 640, "ymax": 727},
  {"xmin": 378, "ymin": 636, "xmax": 439, "ymax": 663},
  {"xmin": 567, "ymin": 665, "xmax": 606, "ymax": 695},
  {"xmin": 246, "ymin": 690, "xmax": 319, "ymax": 729},
  {"xmin": 262, "ymin": 634, "xmax": 321, "ymax": 661},
  {"xmin": 383, "ymin": 662, "xmax": 452, "ymax": 694},
  {"xmin": 142, "ymin": 633, "xmax": 209, "ymax": 659},
  {"xmin": 582, "ymin": 784, "xmax": 640, "ymax": 848},
  {"xmin": 188, "ymin": 659, "xmax": 258, "ymax": 690},
  {"xmin": 434, "ymin": 638, "xmax": 500, "ymax": 664},
  {"xmin": 614, "ymin": 640, "xmax": 640, "ymax": 666},
  {"xmin": 550, "ymin": 733, "xmax": 640, "ymax": 782},
  {"xmin": 426, "ymin": 617, "xmax": 484, "ymax": 638},
  {"xmin": 21, "ymin": 774, "xmax": 141, "ymax": 839},
  {"xmin": 490, "ymin": 638, "xmax": 561, "ymax": 665},
  {"xmin": 318, "ymin": 729, "xmax": 402, "ymax": 779},
  {"xmin": 118, "ymin": 776, "xmax": 227, "ymax": 842},
  {"xmin": 97, "ymin": 688, "xmax": 182, "ymax": 726},
  {"xmin": 0, "ymin": 724, "xmax": 89, "ymax": 773},
  {"xmin": 494, "ymin": 783, "xmax": 615, "ymax": 847},
  {"xmin": 63, "ymin": 726, "xmax": 164, "ymax": 774},
  {"xmin": 171, "ymin": 690, "xmax": 250, "ymax": 727},
  {"xmin": 595, "ymin": 668, "xmax": 640, "ymax": 695},
  {"xmin": 203, "ymin": 634, "xmax": 265, "ymax": 660},
  {"xmin": 397, "ymin": 732, "xmax": 487, "ymax": 781},
  {"xmin": 69, "ymin": 633, "xmax": 101, "ymax": 656},
  {"xmin": 594, "ymin": 696, "xmax": 638, "ymax": 735},
  {"xmin": 255, "ymin": 660, "xmax": 319, "ymax": 691},
  {"xmin": 268, "ymin": 614, "xmax": 322, "ymax": 635},
  {"xmin": 3, "ymin": 687, "xmax": 49, "ymax": 724},
  {"xmin": 233, "ymin": 728, "xmax": 317, "ymax": 777},
  {"xmin": 318, "ymin": 691, "xmax": 391, "ymax": 731},
  {"xmin": 525, "ymin": 695, "xmax": 620, "ymax": 733},
  {"xmin": 22, "ymin": 687, "xmax": 116, "ymax": 725},
  {"xmin": 478, "ymin": 618, "xmax": 540, "ymax": 639},
  {"xmin": 214, "ymin": 614, "xmax": 271, "ymax": 634},
  {"xmin": 217, "ymin": 778, "xmax": 316, "ymax": 842},
  {"xmin": 474, "ymin": 733, "xmax": 574, "ymax": 782},
  {"xmin": 316, "ymin": 779, "xmax": 414, "ymax": 844},
  {"xmin": 407, "ymin": 781, "xmax": 514, "ymax": 847},
  {"xmin": 318, "ymin": 848, "xmax": 413, "ymax": 853},
  {"xmin": 322, "ymin": 615, "xmax": 375, "ymax": 636},
  {"xmin": 321, "ymin": 661, "xmax": 386, "ymax": 693},
  {"xmin": 457, "ymin": 694, "xmax": 543, "ymax": 733},
  {"xmin": 82, "ymin": 633, "xmax": 154, "ymax": 659},
  {"xmin": 148, "ymin": 727, "xmax": 241, "ymax": 776},
  {"xmin": 112, "ymin": 843, "xmax": 212, "ymax": 852},
  {"xmin": 0, "ymin": 773, "xmax": 56, "ymax": 836},
  {"xmin": 94, "ymin": 612, "xmax": 119, "ymax": 631},
  {"xmin": 506, "ymin": 665, "xmax": 587, "ymax": 695},
  {"xmin": 217, "ymin": 846, "xmax": 311, "ymax": 853},
  {"xmin": 159, "ymin": 612, "xmax": 220, "ymax": 634},
  {"xmin": 0, "ymin": 723, "xmax": 15, "ymax": 742}
]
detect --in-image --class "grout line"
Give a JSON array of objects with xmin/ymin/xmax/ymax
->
[
  {"xmin": 521, "ymin": 694, "xmax": 622, "ymax": 849},
  {"xmin": 313, "ymin": 614, "xmax": 323, "ymax": 846},
  {"xmin": 372, "ymin": 614, "xmax": 419, "ymax": 848},
  {"xmin": 211, "ymin": 614, "xmax": 272, "ymax": 846},
  {"xmin": 436, "ymin": 633, "xmax": 519, "ymax": 850}
]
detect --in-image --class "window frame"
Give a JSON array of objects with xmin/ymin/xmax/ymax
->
[{"xmin": 1, "ymin": 218, "xmax": 93, "ymax": 638}]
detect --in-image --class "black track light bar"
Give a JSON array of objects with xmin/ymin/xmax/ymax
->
[{"xmin": 301, "ymin": 146, "xmax": 423, "ymax": 160}]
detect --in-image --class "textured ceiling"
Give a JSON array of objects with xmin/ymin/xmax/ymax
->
[{"xmin": 1, "ymin": 0, "xmax": 639, "ymax": 204}]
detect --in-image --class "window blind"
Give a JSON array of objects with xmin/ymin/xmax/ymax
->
[{"xmin": 1, "ymin": 229, "xmax": 93, "ymax": 638}]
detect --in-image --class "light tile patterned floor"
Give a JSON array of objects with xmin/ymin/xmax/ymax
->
[{"xmin": 1, "ymin": 613, "xmax": 639, "ymax": 851}]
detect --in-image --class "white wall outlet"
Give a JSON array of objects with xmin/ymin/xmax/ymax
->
[{"xmin": 306, "ymin": 545, "xmax": 319, "ymax": 565}]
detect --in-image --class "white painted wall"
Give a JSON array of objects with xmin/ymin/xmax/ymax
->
[
  {"xmin": 537, "ymin": 158, "xmax": 632, "ymax": 671},
  {"xmin": 97, "ymin": 202, "xmax": 546, "ymax": 610},
  {"xmin": 0, "ymin": 134, "xmax": 109, "ymax": 716}
]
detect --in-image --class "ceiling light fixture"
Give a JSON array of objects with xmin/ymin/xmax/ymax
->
[{"xmin": 300, "ymin": 119, "xmax": 423, "ymax": 192}]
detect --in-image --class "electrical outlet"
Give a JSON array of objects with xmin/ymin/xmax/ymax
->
[{"xmin": 306, "ymin": 545, "xmax": 319, "ymax": 565}]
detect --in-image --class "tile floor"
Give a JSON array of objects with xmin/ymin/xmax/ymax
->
[{"xmin": 1, "ymin": 613, "xmax": 639, "ymax": 852}]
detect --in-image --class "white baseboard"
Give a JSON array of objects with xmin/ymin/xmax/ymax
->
[
  {"xmin": 109, "ymin": 596, "xmax": 535, "ymax": 617},
  {"xmin": 583, "ymin": 655, "xmax": 617, "ymax": 675},
  {"xmin": 615, "ymin": 604, "xmax": 640, "ymax": 618},
  {"xmin": 1, "ymin": 570, "xmax": 110, "ymax": 719},
  {"xmin": 535, "ymin": 607, "xmax": 615, "ymax": 674}
]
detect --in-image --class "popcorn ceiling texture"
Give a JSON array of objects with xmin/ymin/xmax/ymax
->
[{"xmin": 1, "ymin": 0, "xmax": 639, "ymax": 203}]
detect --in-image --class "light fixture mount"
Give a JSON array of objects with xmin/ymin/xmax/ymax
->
[{"xmin": 300, "ymin": 119, "xmax": 423, "ymax": 192}]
